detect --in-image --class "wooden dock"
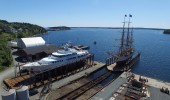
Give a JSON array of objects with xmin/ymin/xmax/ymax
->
[{"xmin": 4, "ymin": 74, "xmax": 32, "ymax": 89}]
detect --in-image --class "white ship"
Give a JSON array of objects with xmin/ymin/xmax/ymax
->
[{"xmin": 22, "ymin": 44, "xmax": 90, "ymax": 72}]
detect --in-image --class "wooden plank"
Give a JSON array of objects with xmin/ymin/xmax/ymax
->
[{"xmin": 22, "ymin": 74, "xmax": 32, "ymax": 79}]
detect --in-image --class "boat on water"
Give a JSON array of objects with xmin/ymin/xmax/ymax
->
[
  {"xmin": 21, "ymin": 43, "xmax": 90, "ymax": 72},
  {"xmin": 107, "ymin": 14, "xmax": 134, "ymax": 71}
]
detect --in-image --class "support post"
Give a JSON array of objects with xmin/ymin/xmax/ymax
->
[
  {"xmin": 111, "ymin": 57, "xmax": 113, "ymax": 64},
  {"xmin": 41, "ymin": 72, "xmax": 44, "ymax": 85},
  {"xmin": 14, "ymin": 65, "xmax": 17, "ymax": 77},
  {"xmin": 18, "ymin": 63, "xmax": 21, "ymax": 76},
  {"xmin": 55, "ymin": 68, "xmax": 57, "ymax": 79}
]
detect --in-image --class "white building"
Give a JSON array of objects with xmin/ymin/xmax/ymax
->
[{"xmin": 17, "ymin": 37, "xmax": 46, "ymax": 49}]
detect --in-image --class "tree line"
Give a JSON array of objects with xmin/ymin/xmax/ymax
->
[
  {"xmin": 0, "ymin": 19, "xmax": 47, "ymax": 71},
  {"xmin": 163, "ymin": 29, "xmax": 170, "ymax": 34}
]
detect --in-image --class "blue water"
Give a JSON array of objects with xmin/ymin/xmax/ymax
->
[{"xmin": 41, "ymin": 28, "xmax": 170, "ymax": 82}]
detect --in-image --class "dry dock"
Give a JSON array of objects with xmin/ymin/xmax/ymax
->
[
  {"xmin": 26, "ymin": 61, "xmax": 105, "ymax": 100},
  {"xmin": 45, "ymin": 61, "xmax": 106, "ymax": 100},
  {"xmin": 49, "ymin": 61, "xmax": 105, "ymax": 89},
  {"xmin": 3, "ymin": 54, "xmax": 94, "ymax": 90},
  {"xmin": 91, "ymin": 72, "xmax": 170, "ymax": 100},
  {"xmin": 45, "ymin": 52, "xmax": 140, "ymax": 100},
  {"xmin": 0, "ymin": 61, "xmax": 105, "ymax": 100}
]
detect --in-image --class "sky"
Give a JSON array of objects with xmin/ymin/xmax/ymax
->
[{"xmin": 0, "ymin": 0, "xmax": 170, "ymax": 28}]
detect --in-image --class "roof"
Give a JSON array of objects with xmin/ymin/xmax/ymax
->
[
  {"xmin": 16, "ymin": 44, "xmax": 60, "ymax": 56},
  {"xmin": 19, "ymin": 37, "xmax": 45, "ymax": 48}
]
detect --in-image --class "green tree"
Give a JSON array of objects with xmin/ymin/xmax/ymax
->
[{"xmin": 17, "ymin": 32, "xmax": 24, "ymax": 38}]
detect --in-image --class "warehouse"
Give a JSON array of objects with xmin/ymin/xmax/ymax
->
[
  {"xmin": 15, "ymin": 44, "xmax": 60, "ymax": 62},
  {"xmin": 17, "ymin": 37, "xmax": 45, "ymax": 49}
]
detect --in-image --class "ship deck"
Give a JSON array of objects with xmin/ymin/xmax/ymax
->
[{"xmin": 107, "ymin": 53, "xmax": 140, "ymax": 72}]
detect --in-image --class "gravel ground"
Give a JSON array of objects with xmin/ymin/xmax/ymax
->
[{"xmin": 0, "ymin": 49, "xmax": 24, "ymax": 100}]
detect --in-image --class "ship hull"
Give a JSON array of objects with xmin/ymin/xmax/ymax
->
[
  {"xmin": 21, "ymin": 54, "xmax": 90, "ymax": 73},
  {"xmin": 115, "ymin": 52, "xmax": 133, "ymax": 67}
]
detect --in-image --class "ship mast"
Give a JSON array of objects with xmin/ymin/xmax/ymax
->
[
  {"xmin": 120, "ymin": 15, "xmax": 127, "ymax": 52},
  {"xmin": 126, "ymin": 14, "xmax": 132, "ymax": 48},
  {"xmin": 129, "ymin": 27, "xmax": 133, "ymax": 48}
]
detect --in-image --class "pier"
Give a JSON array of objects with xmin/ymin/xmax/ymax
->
[{"xmin": 91, "ymin": 72, "xmax": 170, "ymax": 100}]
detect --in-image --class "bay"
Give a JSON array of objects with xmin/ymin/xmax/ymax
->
[{"xmin": 41, "ymin": 28, "xmax": 170, "ymax": 82}]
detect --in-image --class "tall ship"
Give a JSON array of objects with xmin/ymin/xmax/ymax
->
[
  {"xmin": 21, "ymin": 43, "xmax": 90, "ymax": 72},
  {"xmin": 107, "ymin": 14, "xmax": 135, "ymax": 71}
]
